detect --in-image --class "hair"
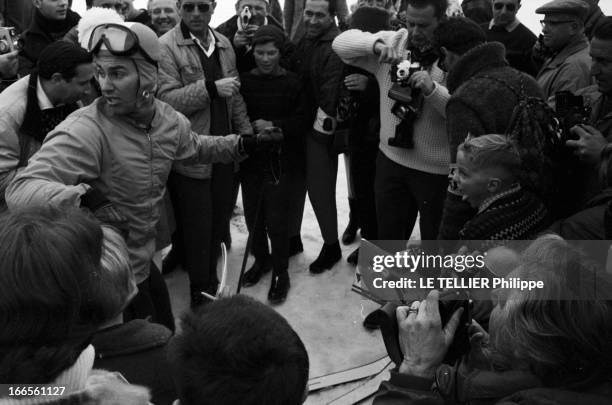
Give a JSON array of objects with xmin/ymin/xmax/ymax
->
[
  {"xmin": 252, "ymin": 25, "xmax": 286, "ymax": 52},
  {"xmin": 0, "ymin": 207, "xmax": 103, "ymax": 384},
  {"xmin": 488, "ymin": 237, "xmax": 612, "ymax": 388},
  {"xmin": 593, "ymin": 16, "xmax": 612, "ymax": 41},
  {"xmin": 406, "ymin": 0, "xmax": 448, "ymax": 19},
  {"xmin": 433, "ymin": 16, "xmax": 486, "ymax": 55},
  {"xmin": 87, "ymin": 226, "xmax": 137, "ymax": 326},
  {"xmin": 458, "ymin": 134, "xmax": 521, "ymax": 178},
  {"xmin": 37, "ymin": 41, "xmax": 93, "ymax": 81},
  {"xmin": 86, "ymin": 0, "xmax": 93, "ymax": 7},
  {"xmin": 168, "ymin": 295, "xmax": 309, "ymax": 405}
]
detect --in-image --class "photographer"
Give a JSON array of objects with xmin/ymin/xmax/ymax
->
[
  {"xmin": 373, "ymin": 238, "xmax": 612, "ymax": 404},
  {"xmin": 333, "ymin": 0, "xmax": 451, "ymax": 243},
  {"xmin": 566, "ymin": 17, "xmax": 612, "ymax": 166}
]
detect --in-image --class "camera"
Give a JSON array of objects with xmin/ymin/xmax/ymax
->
[
  {"xmin": 387, "ymin": 52, "xmax": 424, "ymax": 149},
  {"xmin": 240, "ymin": 6, "xmax": 252, "ymax": 26},
  {"xmin": 554, "ymin": 91, "xmax": 591, "ymax": 142},
  {"xmin": 0, "ymin": 27, "xmax": 21, "ymax": 55},
  {"xmin": 377, "ymin": 290, "xmax": 472, "ymax": 367}
]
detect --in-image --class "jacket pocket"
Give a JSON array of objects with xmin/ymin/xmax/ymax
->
[{"xmin": 179, "ymin": 64, "xmax": 204, "ymax": 84}]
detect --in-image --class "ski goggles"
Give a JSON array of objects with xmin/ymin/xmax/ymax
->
[{"xmin": 89, "ymin": 23, "xmax": 157, "ymax": 66}]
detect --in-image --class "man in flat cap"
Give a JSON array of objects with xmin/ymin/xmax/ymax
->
[{"xmin": 535, "ymin": 0, "xmax": 592, "ymax": 99}]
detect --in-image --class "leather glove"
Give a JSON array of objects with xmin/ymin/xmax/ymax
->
[
  {"xmin": 80, "ymin": 187, "xmax": 130, "ymax": 240},
  {"xmin": 239, "ymin": 127, "xmax": 284, "ymax": 155}
]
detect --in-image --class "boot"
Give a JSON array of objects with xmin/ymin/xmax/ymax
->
[
  {"xmin": 309, "ymin": 241, "xmax": 342, "ymax": 274},
  {"xmin": 162, "ymin": 247, "xmax": 181, "ymax": 275},
  {"xmin": 241, "ymin": 257, "xmax": 272, "ymax": 287},
  {"xmin": 289, "ymin": 235, "xmax": 304, "ymax": 257},
  {"xmin": 342, "ymin": 198, "xmax": 359, "ymax": 245},
  {"xmin": 268, "ymin": 270, "xmax": 290, "ymax": 304},
  {"xmin": 347, "ymin": 248, "xmax": 359, "ymax": 266}
]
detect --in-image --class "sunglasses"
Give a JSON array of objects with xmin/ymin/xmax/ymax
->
[
  {"xmin": 182, "ymin": 2, "xmax": 212, "ymax": 13},
  {"xmin": 493, "ymin": 3, "xmax": 516, "ymax": 12},
  {"xmin": 540, "ymin": 19, "xmax": 576, "ymax": 28}
]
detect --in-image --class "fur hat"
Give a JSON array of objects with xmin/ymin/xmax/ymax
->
[{"xmin": 77, "ymin": 7, "xmax": 124, "ymax": 49}]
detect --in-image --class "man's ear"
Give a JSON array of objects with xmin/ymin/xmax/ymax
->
[
  {"xmin": 487, "ymin": 178, "xmax": 502, "ymax": 194},
  {"xmin": 33, "ymin": 0, "xmax": 42, "ymax": 10}
]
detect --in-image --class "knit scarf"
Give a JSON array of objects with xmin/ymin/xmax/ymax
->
[{"xmin": 459, "ymin": 185, "xmax": 550, "ymax": 249}]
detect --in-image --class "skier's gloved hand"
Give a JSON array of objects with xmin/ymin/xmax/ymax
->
[{"xmin": 239, "ymin": 127, "xmax": 283, "ymax": 155}]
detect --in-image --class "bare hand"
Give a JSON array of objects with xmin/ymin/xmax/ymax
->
[
  {"xmin": 344, "ymin": 73, "xmax": 368, "ymax": 91},
  {"xmin": 408, "ymin": 71, "xmax": 435, "ymax": 96},
  {"xmin": 0, "ymin": 50, "xmax": 19, "ymax": 78},
  {"xmin": 233, "ymin": 28, "xmax": 255, "ymax": 48},
  {"xmin": 215, "ymin": 77, "xmax": 240, "ymax": 98},
  {"xmin": 567, "ymin": 124, "xmax": 608, "ymax": 164},
  {"xmin": 397, "ymin": 290, "xmax": 463, "ymax": 378},
  {"xmin": 374, "ymin": 41, "xmax": 401, "ymax": 65},
  {"xmin": 252, "ymin": 119, "xmax": 274, "ymax": 133}
]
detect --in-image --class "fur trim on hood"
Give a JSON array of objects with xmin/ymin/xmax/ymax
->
[{"xmin": 77, "ymin": 7, "xmax": 124, "ymax": 49}]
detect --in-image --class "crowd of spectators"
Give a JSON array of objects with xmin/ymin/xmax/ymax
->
[{"xmin": 1, "ymin": 0, "xmax": 612, "ymax": 404}]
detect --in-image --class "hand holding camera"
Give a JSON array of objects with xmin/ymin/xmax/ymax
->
[
  {"xmin": 407, "ymin": 70, "xmax": 434, "ymax": 97},
  {"xmin": 567, "ymin": 124, "xmax": 608, "ymax": 164},
  {"xmin": 396, "ymin": 290, "xmax": 465, "ymax": 378}
]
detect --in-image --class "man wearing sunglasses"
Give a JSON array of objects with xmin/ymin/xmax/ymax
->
[
  {"xmin": 158, "ymin": 1, "xmax": 255, "ymax": 307},
  {"xmin": 481, "ymin": 0, "xmax": 537, "ymax": 76},
  {"xmin": 535, "ymin": 0, "xmax": 592, "ymax": 99},
  {"xmin": 5, "ymin": 22, "xmax": 276, "ymax": 326}
]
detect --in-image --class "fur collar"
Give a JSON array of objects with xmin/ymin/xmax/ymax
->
[{"xmin": 446, "ymin": 41, "xmax": 508, "ymax": 93}]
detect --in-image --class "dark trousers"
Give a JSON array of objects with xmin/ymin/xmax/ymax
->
[
  {"xmin": 210, "ymin": 163, "xmax": 236, "ymax": 270},
  {"xmin": 306, "ymin": 132, "xmax": 338, "ymax": 244},
  {"xmin": 124, "ymin": 265, "xmax": 175, "ymax": 332},
  {"xmin": 241, "ymin": 164, "xmax": 291, "ymax": 274},
  {"xmin": 374, "ymin": 152, "xmax": 447, "ymax": 241},
  {"xmin": 167, "ymin": 171, "xmax": 214, "ymax": 292},
  {"xmin": 288, "ymin": 168, "xmax": 307, "ymax": 239},
  {"xmin": 349, "ymin": 137, "xmax": 378, "ymax": 240}
]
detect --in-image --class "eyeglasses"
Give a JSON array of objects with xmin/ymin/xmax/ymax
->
[
  {"xmin": 89, "ymin": 23, "xmax": 157, "ymax": 66},
  {"xmin": 540, "ymin": 19, "xmax": 576, "ymax": 28},
  {"xmin": 493, "ymin": 2, "xmax": 516, "ymax": 12},
  {"xmin": 181, "ymin": 2, "xmax": 212, "ymax": 13}
]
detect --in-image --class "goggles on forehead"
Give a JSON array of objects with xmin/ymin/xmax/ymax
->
[{"xmin": 89, "ymin": 23, "xmax": 157, "ymax": 66}]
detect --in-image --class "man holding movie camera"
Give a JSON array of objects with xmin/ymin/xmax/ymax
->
[{"xmin": 333, "ymin": 0, "xmax": 450, "ymax": 243}]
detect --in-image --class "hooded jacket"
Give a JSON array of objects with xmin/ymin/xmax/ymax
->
[
  {"xmin": 5, "ymin": 98, "xmax": 243, "ymax": 283},
  {"xmin": 158, "ymin": 23, "xmax": 253, "ymax": 180}
]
